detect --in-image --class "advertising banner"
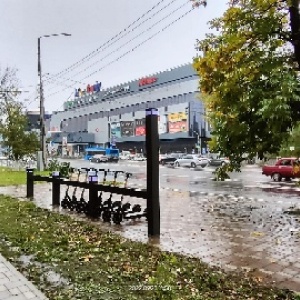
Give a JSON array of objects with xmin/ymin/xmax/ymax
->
[
  {"xmin": 120, "ymin": 121, "xmax": 134, "ymax": 137},
  {"xmin": 111, "ymin": 122, "xmax": 121, "ymax": 138},
  {"xmin": 168, "ymin": 111, "xmax": 188, "ymax": 133},
  {"xmin": 159, "ymin": 114, "xmax": 167, "ymax": 134},
  {"xmin": 135, "ymin": 118, "xmax": 146, "ymax": 136},
  {"xmin": 168, "ymin": 121, "xmax": 188, "ymax": 133},
  {"xmin": 168, "ymin": 112, "xmax": 187, "ymax": 122}
]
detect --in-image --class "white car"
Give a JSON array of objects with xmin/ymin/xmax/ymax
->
[
  {"xmin": 207, "ymin": 155, "xmax": 230, "ymax": 167},
  {"xmin": 119, "ymin": 155, "xmax": 130, "ymax": 160},
  {"xmin": 173, "ymin": 155, "xmax": 210, "ymax": 168},
  {"xmin": 132, "ymin": 155, "xmax": 146, "ymax": 161}
]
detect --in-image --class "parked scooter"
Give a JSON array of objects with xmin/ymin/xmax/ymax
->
[
  {"xmin": 76, "ymin": 169, "xmax": 90, "ymax": 214},
  {"xmin": 61, "ymin": 168, "xmax": 79, "ymax": 209},
  {"xmin": 102, "ymin": 170, "xmax": 122, "ymax": 222},
  {"xmin": 69, "ymin": 169, "xmax": 82, "ymax": 211}
]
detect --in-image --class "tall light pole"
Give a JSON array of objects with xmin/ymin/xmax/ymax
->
[{"xmin": 38, "ymin": 33, "xmax": 71, "ymax": 169}]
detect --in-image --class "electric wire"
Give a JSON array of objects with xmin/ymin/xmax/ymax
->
[
  {"xmin": 44, "ymin": 0, "xmax": 182, "ymax": 91},
  {"xmin": 47, "ymin": 6, "xmax": 195, "ymax": 101},
  {"xmin": 45, "ymin": 0, "xmax": 189, "ymax": 96},
  {"xmin": 82, "ymin": 7, "xmax": 194, "ymax": 81},
  {"xmin": 45, "ymin": 0, "xmax": 170, "ymax": 82},
  {"xmin": 45, "ymin": 75, "xmax": 87, "ymax": 86},
  {"xmin": 63, "ymin": 0, "xmax": 190, "ymax": 81}
]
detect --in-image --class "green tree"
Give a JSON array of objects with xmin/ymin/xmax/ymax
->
[
  {"xmin": 280, "ymin": 122, "xmax": 300, "ymax": 157},
  {"xmin": 192, "ymin": 0, "xmax": 300, "ymax": 170},
  {"xmin": 0, "ymin": 67, "xmax": 39, "ymax": 161}
]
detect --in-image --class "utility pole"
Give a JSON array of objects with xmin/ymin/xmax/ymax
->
[
  {"xmin": 37, "ymin": 33, "xmax": 71, "ymax": 170},
  {"xmin": 37, "ymin": 37, "xmax": 46, "ymax": 170}
]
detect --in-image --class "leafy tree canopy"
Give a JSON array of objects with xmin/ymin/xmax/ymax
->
[
  {"xmin": 193, "ymin": 0, "xmax": 300, "ymax": 169},
  {"xmin": 280, "ymin": 122, "xmax": 300, "ymax": 157},
  {"xmin": 0, "ymin": 67, "xmax": 39, "ymax": 160}
]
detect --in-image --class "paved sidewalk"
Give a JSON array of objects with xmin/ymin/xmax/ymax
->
[{"xmin": 0, "ymin": 254, "xmax": 48, "ymax": 300}]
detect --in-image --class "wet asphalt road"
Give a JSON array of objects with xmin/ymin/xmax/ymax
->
[{"xmin": 61, "ymin": 158, "xmax": 300, "ymax": 203}]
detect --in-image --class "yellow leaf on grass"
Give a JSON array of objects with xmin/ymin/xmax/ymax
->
[
  {"xmin": 80, "ymin": 254, "xmax": 94, "ymax": 262},
  {"xmin": 250, "ymin": 231, "xmax": 264, "ymax": 237}
]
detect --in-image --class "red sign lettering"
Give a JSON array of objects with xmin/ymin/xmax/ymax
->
[{"xmin": 139, "ymin": 77, "xmax": 158, "ymax": 87}]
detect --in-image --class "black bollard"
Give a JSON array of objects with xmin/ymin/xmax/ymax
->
[
  {"xmin": 26, "ymin": 168, "xmax": 34, "ymax": 198},
  {"xmin": 145, "ymin": 108, "xmax": 160, "ymax": 237},
  {"xmin": 87, "ymin": 170, "xmax": 99, "ymax": 218},
  {"xmin": 52, "ymin": 171, "xmax": 61, "ymax": 206}
]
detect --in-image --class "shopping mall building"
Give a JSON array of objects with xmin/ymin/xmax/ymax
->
[{"xmin": 48, "ymin": 63, "xmax": 211, "ymax": 155}]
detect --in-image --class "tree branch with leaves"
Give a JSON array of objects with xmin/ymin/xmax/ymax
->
[
  {"xmin": 192, "ymin": 0, "xmax": 300, "ymax": 173},
  {"xmin": 0, "ymin": 67, "xmax": 39, "ymax": 161}
]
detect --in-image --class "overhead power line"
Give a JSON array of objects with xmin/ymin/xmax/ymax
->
[
  {"xmin": 44, "ymin": 0, "xmax": 189, "ymax": 96},
  {"xmin": 53, "ymin": 0, "xmax": 190, "ymax": 82},
  {"xmin": 47, "ymin": 6, "xmax": 195, "ymax": 101},
  {"xmin": 45, "ymin": 0, "xmax": 170, "ymax": 82},
  {"xmin": 45, "ymin": 75, "xmax": 87, "ymax": 88},
  {"xmin": 82, "ymin": 7, "xmax": 195, "ymax": 80},
  {"xmin": 44, "ymin": 0, "xmax": 182, "ymax": 93}
]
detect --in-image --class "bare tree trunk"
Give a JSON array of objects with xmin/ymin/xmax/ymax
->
[{"xmin": 289, "ymin": 0, "xmax": 300, "ymax": 68}]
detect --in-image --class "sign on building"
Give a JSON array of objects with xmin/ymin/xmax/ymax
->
[
  {"xmin": 62, "ymin": 137, "xmax": 68, "ymax": 147},
  {"xmin": 120, "ymin": 121, "xmax": 134, "ymax": 137},
  {"xmin": 138, "ymin": 77, "xmax": 157, "ymax": 87}
]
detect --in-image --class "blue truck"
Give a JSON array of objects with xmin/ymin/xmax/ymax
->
[{"xmin": 84, "ymin": 147, "xmax": 119, "ymax": 162}]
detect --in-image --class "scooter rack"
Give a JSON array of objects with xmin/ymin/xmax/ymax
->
[{"xmin": 59, "ymin": 166, "xmax": 148, "ymax": 224}]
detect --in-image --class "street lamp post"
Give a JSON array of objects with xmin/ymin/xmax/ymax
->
[{"xmin": 38, "ymin": 33, "xmax": 71, "ymax": 170}]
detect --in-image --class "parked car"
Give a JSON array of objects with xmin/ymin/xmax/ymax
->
[
  {"xmin": 119, "ymin": 151, "xmax": 131, "ymax": 160},
  {"xmin": 160, "ymin": 153, "xmax": 184, "ymax": 165},
  {"xmin": 262, "ymin": 157, "xmax": 300, "ymax": 182},
  {"xmin": 132, "ymin": 155, "xmax": 146, "ymax": 161},
  {"xmin": 90, "ymin": 154, "xmax": 109, "ymax": 163},
  {"xmin": 173, "ymin": 155, "xmax": 210, "ymax": 168},
  {"xmin": 207, "ymin": 154, "xmax": 230, "ymax": 167}
]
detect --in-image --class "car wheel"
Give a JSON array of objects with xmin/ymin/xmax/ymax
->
[
  {"xmin": 174, "ymin": 162, "xmax": 180, "ymax": 168},
  {"xmin": 191, "ymin": 162, "xmax": 196, "ymax": 168},
  {"xmin": 272, "ymin": 173, "xmax": 282, "ymax": 182}
]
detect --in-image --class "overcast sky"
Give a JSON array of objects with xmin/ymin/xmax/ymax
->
[{"xmin": 0, "ymin": 0, "xmax": 227, "ymax": 113}]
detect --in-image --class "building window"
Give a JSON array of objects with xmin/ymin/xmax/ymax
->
[
  {"xmin": 119, "ymin": 114, "xmax": 122, "ymax": 119},
  {"xmin": 164, "ymin": 106, "xmax": 168, "ymax": 112},
  {"xmin": 132, "ymin": 111, "xmax": 135, "ymax": 117}
]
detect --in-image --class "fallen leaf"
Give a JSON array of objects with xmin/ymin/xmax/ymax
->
[{"xmin": 250, "ymin": 231, "xmax": 264, "ymax": 237}]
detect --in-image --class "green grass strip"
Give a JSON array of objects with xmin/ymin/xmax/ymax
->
[
  {"xmin": 0, "ymin": 169, "xmax": 49, "ymax": 186},
  {"xmin": 0, "ymin": 195, "xmax": 298, "ymax": 300}
]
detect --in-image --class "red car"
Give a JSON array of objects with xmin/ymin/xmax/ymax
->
[{"xmin": 262, "ymin": 157, "xmax": 300, "ymax": 182}]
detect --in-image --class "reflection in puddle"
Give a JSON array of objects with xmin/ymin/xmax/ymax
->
[
  {"xmin": 19, "ymin": 254, "xmax": 35, "ymax": 266},
  {"xmin": 18, "ymin": 253, "xmax": 69, "ymax": 287}
]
